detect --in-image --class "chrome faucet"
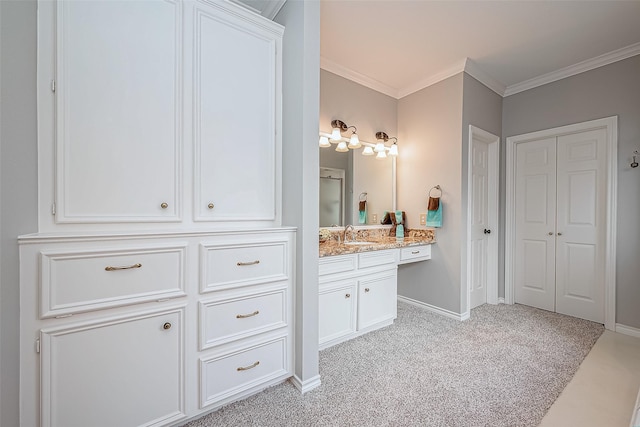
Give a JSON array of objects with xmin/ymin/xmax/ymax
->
[{"xmin": 343, "ymin": 224, "xmax": 355, "ymax": 243}]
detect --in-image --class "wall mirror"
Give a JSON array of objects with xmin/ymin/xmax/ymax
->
[{"xmin": 319, "ymin": 146, "xmax": 396, "ymax": 227}]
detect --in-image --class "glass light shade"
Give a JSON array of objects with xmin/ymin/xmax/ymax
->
[
  {"xmin": 374, "ymin": 142, "xmax": 385, "ymax": 152},
  {"xmin": 319, "ymin": 136, "xmax": 331, "ymax": 147},
  {"xmin": 335, "ymin": 141, "xmax": 349, "ymax": 152},
  {"xmin": 330, "ymin": 127, "xmax": 342, "ymax": 141},
  {"xmin": 348, "ymin": 133, "xmax": 361, "ymax": 149},
  {"xmin": 376, "ymin": 150, "xmax": 387, "ymax": 160},
  {"xmin": 389, "ymin": 143, "xmax": 398, "ymax": 156},
  {"xmin": 362, "ymin": 146, "xmax": 374, "ymax": 156}
]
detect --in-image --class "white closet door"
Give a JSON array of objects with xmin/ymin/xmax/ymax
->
[
  {"xmin": 469, "ymin": 138, "xmax": 489, "ymax": 309},
  {"xmin": 555, "ymin": 129, "xmax": 607, "ymax": 323},
  {"xmin": 515, "ymin": 137, "xmax": 557, "ymax": 312}
]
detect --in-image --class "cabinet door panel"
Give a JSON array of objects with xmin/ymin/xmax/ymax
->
[
  {"xmin": 55, "ymin": 0, "xmax": 182, "ymax": 222},
  {"xmin": 319, "ymin": 280, "xmax": 357, "ymax": 346},
  {"xmin": 358, "ymin": 270, "xmax": 397, "ymax": 331},
  {"xmin": 193, "ymin": 3, "xmax": 277, "ymax": 221},
  {"xmin": 40, "ymin": 309, "xmax": 185, "ymax": 427}
]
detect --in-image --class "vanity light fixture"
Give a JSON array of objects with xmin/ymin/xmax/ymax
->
[
  {"xmin": 319, "ymin": 135, "xmax": 331, "ymax": 147},
  {"xmin": 375, "ymin": 131, "xmax": 399, "ymax": 157},
  {"xmin": 376, "ymin": 150, "xmax": 387, "ymax": 160},
  {"xmin": 335, "ymin": 140, "xmax": 349, "ymax": 152},
  {"xmin": 362, "ymin": 146, "xmax": 374, "ymax": 156},
  {"xmin": 388, "ymin": 138, "xmax": 398, "ymax": 156}
]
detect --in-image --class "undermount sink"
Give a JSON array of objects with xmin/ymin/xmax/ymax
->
[{"xmin": 343, "ymin": 241, "xmax": 375, "ymax": 246}]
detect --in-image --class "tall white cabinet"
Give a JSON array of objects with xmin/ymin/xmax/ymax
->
[{"xmin": 20, "ymin": 1, "xmax": 291, "ymax": 426}]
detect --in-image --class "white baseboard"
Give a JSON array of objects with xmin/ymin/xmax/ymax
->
[
  {"xmin": 615, "ymin": 323, "xmax": 640, "ymax": 339},
  {"xmin": 398, "ymin": 295, "xmax": 466, "ymax": 321},
  {"xmin": 290, "ymin": 374, "xmax": 321, "ymax": 394}
]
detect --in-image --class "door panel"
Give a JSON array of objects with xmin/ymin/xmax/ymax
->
[
  {"xmin": 515, "ymin": 137, "xmax": 556, "ymax": 312},
  {"xmin": 555, "ymin": 129, "xmax": 606, "ymax": 323},
  {"xmin": 469, "ymin": 138, "xmax": 489, "ymax": 308}
]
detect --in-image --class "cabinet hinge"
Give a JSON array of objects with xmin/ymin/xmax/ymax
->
[
  {"xmin": 35, "ymin": 339, "xmax": 41, "ymax": 354},
  {"xmin": 51, "ymin": 203, "xmax": 56, "ymax": 215},
  {"xmin": 51, "ymin": 79, "xmax": 56, "ymax": 93}
]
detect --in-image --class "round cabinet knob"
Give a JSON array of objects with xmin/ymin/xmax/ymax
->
[
  {"xmin": 160, "ymin": 202, "xmax": 168, "ymax": 209},
  {"xmin": 163, "ymin": 322, "xmax": 172, "ymax": 330},
  {"xmin": 365, "ymin": 288, "xmax": 370, "ymax": 293},
  {"xmin": 208, "ymin": 203, "xmax": 214, "ymax": 209},
  {"xmin": 557, "ymin": 232, "xmax": 563, "ymax": 236},
  {"xmin": 345, "ymin": 293, "xmax": 351, "ymax": 298},
  {"xmin": 548, "ymin": 232, "xmax": 554, "ymax": 236}
]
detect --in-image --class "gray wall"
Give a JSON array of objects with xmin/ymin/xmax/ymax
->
[
  {"xmin": 502, "ymin": 55, "xmax": 640, "ymax": 329},
  {"xmin": 274, "ymin": 0, "xmax": 322, "ymax": 386},
  {"xmin": 397, "ymin": 73, "xmax": 464, "ymax": 313},
  {"xmin": 0, "ymin": 1, "xmax": 39, "ymax": 425},
  {"xmin": 461, "ymin": 73, "xmax": 503, "ymax": 312}
]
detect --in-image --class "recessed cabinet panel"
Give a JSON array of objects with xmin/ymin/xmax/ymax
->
[
  {"xmin": 358, "ymin": 270, "xmax": 398, "ymax": 331},
  {"xmin": 40, "ymin": 245, "xmax": 186, "ymax": 318},
  {"xmin": 40, "ymin": 309, "xmax": 185, "ymax": 427},
  {"xmin": 319, "ymin": 279, "xmax": 357, "ymax": 347},
  {"xmin": 193, "ymin": 3, "xmax": 279, "ymax": 222},
  {"xmin": 55, "ymin": 0, "xmax": 182, "ymax": 222}
]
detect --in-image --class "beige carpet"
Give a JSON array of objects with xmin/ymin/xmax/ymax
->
[{"xmin": 184, "ymin": 302, "xmax": 604, "ymax": 427}]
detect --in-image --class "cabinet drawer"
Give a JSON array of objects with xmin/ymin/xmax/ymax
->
[
  {"xmin": 200, "ymin": 336, "xmax": 289, "ymax": 408},
  {"xmin": 199, "ymin": 287, "xmax": 287, "ymax": 349},
  {"xmin": 399, "ymin": 245, "xmax": 431, "ymax": 264},
  {"xmin": 358, "ymin": 249, "xmax": 398, "ymax": 269},
  {"xmin": 319, "ymin": 254, "xmax": 357, "ymax": 276},
  {"xmin": 40, "ymin": 245, "xmax": 186, "ymax": 318},
  {"xmin": 201, "ymin": 240, "xmax": 289, "ymax": 292}
]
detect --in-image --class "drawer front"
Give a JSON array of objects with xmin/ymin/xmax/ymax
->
[
  {"xmin": 201, "ymin": 240, "xmax": 289, "ymax": 292},
  {"xmin": 200, "ymin": 287, "xmax": 287, "ymax": 350},
  {"xmin": 399, "ymin": 245, "xmax": 431, "ymax": 263},
  {"xmin": 200, "ymin": 336, "xmax": 288, "ymax": 408},
  {"xmin": 358, "ymin": 249, "xmax": 398, "ymax": 269},
  {"xmin": 319, "ymin": 254, "xmax": 357, "ymax": 276},
  {"xmin": 40, "ymin": 245, "xmax": 186, "ymax": 318}
]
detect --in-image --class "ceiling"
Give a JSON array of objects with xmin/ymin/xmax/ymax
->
[
  {"xmin": 233, "ymin": 0, "xmax": 640, "ymax": 98},
  {"xmin": 321, "ymin": 1, "xmax": 640, "ymax": 98}
]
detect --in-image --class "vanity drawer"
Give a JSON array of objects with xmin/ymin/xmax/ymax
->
[
  {"xmin": 40, "ymin": 244, "xmax": 186, "ymax": 318},
  {"xmin": 201, "ymin": 240, "xmax": 289, "ymax": 292},
  {"xmin": 399, "ymin": 245, "xmax": 431, "ymax": 264},
  {"xmin": 199, "ymin": 287, "xmax": 287, "ymax": 350},
  {"xmin": 358, "ymin": 249, "xmax": 398, "ymax": 269},
  {"xmin": 200, "ymin": 336, "xmax": 289, "ymax": 408},
  {"xmin": 319, "ymin": 254, "xmax": 357, "ymax": 276}
]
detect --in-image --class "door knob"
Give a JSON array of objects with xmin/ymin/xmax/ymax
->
[
  {"xmin": 557, "ymin": 232, "xmax": 563, "ymax": 236},
  {"xmin": 483, "ymin": 229, "xmax": 491, "ymax": 234}
]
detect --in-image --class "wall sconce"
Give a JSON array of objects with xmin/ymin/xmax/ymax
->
[
  {"xmin": 375, "ymin": 132, "xmax": 399, "ymax": 157},
  {"xmin": 330, "ymin": 119, "xmax": 360, "ymax": 149},
  {"xmin": 319, "ymin": 121, "xmax": 398, "ymax": 160}
]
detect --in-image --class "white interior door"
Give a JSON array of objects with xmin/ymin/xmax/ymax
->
[
  {"xmin": 514, "ymin": 137, "xmax": 557, "ymax": 312},
  {"xmin": 555, "ymin": 129, "xmax": 607, "ymax": 323},
  {"xmin": 469, "ymin": 137, "xmax": 489, "ymax": 309}
]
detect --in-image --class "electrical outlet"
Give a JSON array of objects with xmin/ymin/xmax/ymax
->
[
  {"xmin": 371, "ymin": 213, "xmax": 378, "ymax": 224},
  {"xmin": 420, "ymin": 213, "xmax": 426, "ymax": 225}
]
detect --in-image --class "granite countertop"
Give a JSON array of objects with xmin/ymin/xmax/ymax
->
[{"xmin": 319, "ymin": 228, "xmax": 436, "ymax": 257}]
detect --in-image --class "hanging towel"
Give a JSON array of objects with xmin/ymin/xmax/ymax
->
[
  {"xmin": 426, "ymin": 197, "xmax": 442, "ymax": 227},
  {"xmin": 358, "ymin": 200, "xmax": 367, "ymax": 224}
]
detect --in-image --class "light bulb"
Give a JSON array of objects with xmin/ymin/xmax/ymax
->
[
  {"xmin": 389, "ymin": 143, "xmax": 398, "ymax": 156},
  {"xmin": 362, "ymin": 146, "xmax": 374, "ymax": 156},
  {"xmin": 330, "ymin": 127, "xmax": 342, "ymax": 141},
  {"xmin": 319, "ymin": 136, "xmax": 331, "ymax": 147},
  {"xmin": 348, "ymin": 133, "xmax": 361, "ymax": 149},
  {"xmin": 374, "ymin": 142, "xmax": 385, "ymax": 152},
  {"xmin": 335, "ymin": 141, "xmax": 349, "ymax": 152},
  {"xmin": 376, "ymin": 150, "xmax": 387, "ymax": 160}
]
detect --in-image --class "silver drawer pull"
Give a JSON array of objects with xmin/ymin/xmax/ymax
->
[
  {"xmin": 411, "ymin": 251, "xmax": 420, "ymax": 254},
  {"xmin": 237, "ymin": 361, "xmax": 260, "ymax": 371},
  {"xmin": 236, "ymin": 310, "xmax": 260, "ymax": 319},
  {"xmin": 237, "ymin": 260, "xmax": 260, "ymax": 266},
  {"xmin": 105, "ymin": 263, "xmax": 142, "ymax": 271}
]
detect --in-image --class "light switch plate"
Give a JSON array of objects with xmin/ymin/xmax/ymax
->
[
  {"xmin": 371, "ymin": 213, "xmax": 378, "ymax": 224},
  {"xmin": 420, "ymin": 213, "xmax": 426, "ymax": 225}
]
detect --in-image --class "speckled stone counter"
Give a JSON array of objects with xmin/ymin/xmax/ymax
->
[{"xmin": 319, "ymin": 228, "xmax": 436, "ymax": 257}]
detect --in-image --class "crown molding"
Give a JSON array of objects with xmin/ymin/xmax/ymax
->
[
  {"xmin": 504, "ymin": 41, "xmax": 640, "ymax": 97},
  {"xmin": 463, "ymin": 58, "xmax": 506, "ymax": 96},
  {"xmin": 320, "ymin": 57, "xmax": 400, "ymax": 99},
  {"xmin": 396, "ymin": 59, "xmax": 467, "ymax": 99},
  {"xmin": 228, "ymin": 0, "xmax": 286, "ymax": 20}
]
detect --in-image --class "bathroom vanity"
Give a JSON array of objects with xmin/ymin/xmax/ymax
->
[{"xmin": 318, "ymin": 229, "xmax": 434, "ymax": 349}]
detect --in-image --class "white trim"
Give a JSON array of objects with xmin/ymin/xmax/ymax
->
[
  {"xmin": 498, "ymin": 297, "xmax": 505, "ymax": 304},
  {"xmin": 398, "ymin": 296, "xmax": 467, "ymax": 321},
  {"xmin": 396, "ymin": 59, "xmax": 467, "ymax": 99},
  {"xmin": 615, "ymin": 324, "xmax": 640, "ymax": 339},
  {"xmin": 289, "ymin": 374, "xmax": 321, "ymax": 394},
  {"xmin": 504, "ymin": 116, "xmax": 618, "ymax": 331},
  {"xmin": 320, "ymin": 56, "xmax": 399, "ymax": 99},
  {"xmin": 505, "ymin": 42, "xmax": 640, "ymax": 96},
  {"xmin": 464, "ymin": 58, "xmax": 506, "ymax": 96},
  {"xmin": 465, "ymin": 126, "xmax": 500, "ymax": 317}
]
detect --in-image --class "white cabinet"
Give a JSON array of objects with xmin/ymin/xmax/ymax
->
[
  {"xmin": 40, "ymin": 308, "xmax": 185, "ymax": 427},
  {"xmin": 319, "ymin": 278, "xmax": 357, "ymax": 345},
  {"xmin": 358, "ymin": 270, "xmax": 397, "ymax": 331},
  {"xmin": 37, "ymin": 0, "xmax": 283, "ymax": 231}
]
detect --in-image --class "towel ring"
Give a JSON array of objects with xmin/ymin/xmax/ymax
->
[
  {"xmin": 429, "ymin": 185, "xmax": 442, "ymax": 198},
  {"xmin": 359, "ymin": 192, "xmax": 368, "ymax": 201}
]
